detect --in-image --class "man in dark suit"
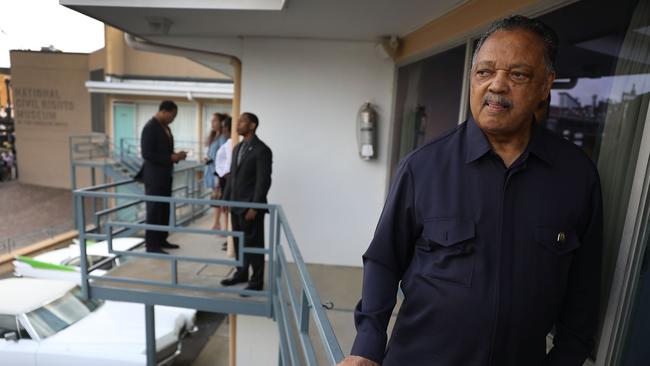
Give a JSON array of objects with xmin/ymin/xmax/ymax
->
[
  {"xmin": 140, "ymin": 100, "xmax": 187, "ymax": 254},
  {"xmin": 220, "ymin": 112, "xmax": 272, "ymax": 291}
]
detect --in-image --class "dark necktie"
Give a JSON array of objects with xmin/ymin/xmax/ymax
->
[{"xmin": 237, "ymin": 141, "xmax": 248, "ymax": 165}]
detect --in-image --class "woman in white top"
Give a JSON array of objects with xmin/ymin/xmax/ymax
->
[{"xmin": 212, "ymin": 117, "xmax": 232, "ymax": 230}]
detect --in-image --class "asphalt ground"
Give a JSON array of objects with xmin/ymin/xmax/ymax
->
[
  {"xmin": 173, "ymin": 311, "xmax": 227, "ymax": 366},
  {"xmin": 0, "ymin": 181, "xmax": 76, "ymax": 254}
]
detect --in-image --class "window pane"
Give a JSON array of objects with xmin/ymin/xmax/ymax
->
[
  {"xmin": 537, "ymin": 0, "xmax": 650, "ymax": 358},
  {"xmin": 391, "ymin": 45, "xmax": 466, "ymax": 174},
  {"xmin": 0, "ymin": 315, "xmax": 17, "ymax": 337}
]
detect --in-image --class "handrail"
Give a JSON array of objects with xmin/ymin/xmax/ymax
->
[
  {"xmin": 73, "ymin": 183, "xmax": 344, "ymax": 365},
  {"xmin": 276, "ymin": 206, "xmax": 345, "ymax": 364},
  {"xmin": 70, "ymin": 133, "xmax": 344, "ymax": 365}
]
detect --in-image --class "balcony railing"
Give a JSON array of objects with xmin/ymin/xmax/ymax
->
[{"xmin": 70, "ymin": 133, "xmax": 344, "ymax": 366}]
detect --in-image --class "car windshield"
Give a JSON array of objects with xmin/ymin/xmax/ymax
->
[{"xmin": 25, "ymin": 287, "xmax": 104, "ymax": 339}]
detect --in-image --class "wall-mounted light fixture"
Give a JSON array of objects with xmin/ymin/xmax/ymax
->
[
  {"xmin": 376, "ymin": 35, "xmax": 400, "ymax": 60},
  {"xmin": 146, "ymin": 17, "xmax": 173, "ymax": 35}
]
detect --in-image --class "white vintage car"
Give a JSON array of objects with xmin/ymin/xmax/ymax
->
[
  {"xmin": 13, "ymin": 237, "xmax": 143, "ymax": 281},
  {"xmin": 0, "ymin": 278, "xmax": 196, "ymax": 366}
]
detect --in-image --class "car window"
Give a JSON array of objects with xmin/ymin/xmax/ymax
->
[
  {"xmin": 0, "ymin": 314, "xmax": 17, "ymax": 338},
  {"xmin": 17, "ymin": 321, "xmax": 30, "ymax": 339},
  {"xmin": 25, "ymin": 287, "xmax": 104, "ymax": 339},
  {"xmin": 64, "ymin": 255, "xmax": 107, "ymax": 267}
]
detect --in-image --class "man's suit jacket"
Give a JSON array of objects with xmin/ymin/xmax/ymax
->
[
  {"xmin": 139, "ymin": 117, "xmax": 174, "ymax": 188},
  {"xmin": 223, "ymin": 135, "xmax": 272, "ymax": 214}
]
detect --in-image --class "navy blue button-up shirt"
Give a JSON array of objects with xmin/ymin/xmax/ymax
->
[{"xmin": 351, "ymin": 117, "xmax": 603, "ymax": 366}]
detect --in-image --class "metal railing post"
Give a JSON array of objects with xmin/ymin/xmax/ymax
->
[
  {"xmin": 75, "ymin": 194, "xmax": 89, "ymax": 299},
  {"xmin": 70, "ymin": 136, "xmax": 78, "ymax": 230},
  {"xmin": 72, "ymin": 165, "xmax": 79, "ymax": 230},
  {"xmin": 299, "ymin": 290, "xmax": 310, "ymax": 333},
  {"xmin": 120, "ymin": 137, "xmax": 125, "ymax": 163},
  {"xmin": 189, "ymin": 169, "xmax": 196, "ymax": 218},
  {"xmin": 171, "ymin": 259, "xmax": 178, "ymax": 285},
  {"xmin": 170, "ymin": 201, "xmax": 176, "ymax": 227},
  {"xmin": 268, "ymin": 207, "xmax": 277, "ymax": 316},
  {"xmin": 102, "ymin": 164, "xmax": 108, "ymax": 224},
  {"xmin": 145, "ymin": 304, "xmax": 156, "ymax": 366},
  {"xmin": 91, "ymin": 167, "xmax": 98, "ymax": 230}
]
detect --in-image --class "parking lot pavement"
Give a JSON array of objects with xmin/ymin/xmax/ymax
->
[
  {"xmin": 0, "ymin": 181, "xmax": 76, "ymax": 253},
  {"xmin": 174, "ymin": 311, "xmax": 227, "ymax": 366}
]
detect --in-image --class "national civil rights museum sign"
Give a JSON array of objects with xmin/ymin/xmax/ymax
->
[{"xmin": 14, "ymin": 87, "xmax": 76, "ymax": 128}]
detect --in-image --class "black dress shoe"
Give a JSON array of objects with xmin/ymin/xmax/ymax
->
[
  {"xmin": 220, "ymin": 276, "xmax": 248, "ymax": 286},
  {"xmin": 146, "ymin": 247, "xmax": 169, "ymax": 254},
  {"xmin": 161, "ymin": 242, "xmax": 180, "ymax": 249},
  {"xmin": 239, "ymin": 283, "xmax": 263, "ymax": 297}
]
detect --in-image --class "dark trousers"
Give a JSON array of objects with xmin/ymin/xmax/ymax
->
[
  {"xmin": 145, "ymin": 181, "xmax": 172, "ymax": 250},
  {"xmin": 231, "ymin": 211, "xmax": 265, "ymax": 287}
]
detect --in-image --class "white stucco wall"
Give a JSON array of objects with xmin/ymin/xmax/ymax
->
[{"xmin": 240, "ymin": 38, "xmax": 395, "ymax": 266}]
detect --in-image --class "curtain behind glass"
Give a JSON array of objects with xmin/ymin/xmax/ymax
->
[{"xmin": 596, "ymin": 0, "xmax": 650, "ymax": 337}]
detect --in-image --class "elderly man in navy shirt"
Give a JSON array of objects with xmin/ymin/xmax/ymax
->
[{"xmin": 339, "ymin": 15, "xmax": 603, "ymax": 366}]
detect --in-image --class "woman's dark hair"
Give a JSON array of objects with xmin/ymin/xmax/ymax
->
[
  {"xmin": 206, "ymin": 113, "xmax": 229, "ymax": 145},
  {"xmin": 222, "ymin": 116, "xmax": 232, "ymax": 132}
]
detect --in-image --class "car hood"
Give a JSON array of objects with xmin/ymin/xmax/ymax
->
[{"xmin": 42, "ymin": 301, "xmax": 187, "ymax": 354}]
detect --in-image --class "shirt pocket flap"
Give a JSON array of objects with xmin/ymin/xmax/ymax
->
[
  {"xmin": 535, "ymin": 227, "xmax": 580, "ymax": 255},
  {"xmin": 422, "ymin": 218, "xmax": 475, "ymax": 247}
]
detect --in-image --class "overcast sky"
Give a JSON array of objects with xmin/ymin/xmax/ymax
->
[{"xmin": 0, "ymin": 0, "xmax": 104, "ymax": 68}]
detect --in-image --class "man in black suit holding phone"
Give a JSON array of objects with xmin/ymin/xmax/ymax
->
[
  {"xmin": 220, "ymin": 112, "xmax": 272, "ymax": 291},
  {"xmin": 140, "ymin": 100, "xmax": 187, "ymax": 254}
]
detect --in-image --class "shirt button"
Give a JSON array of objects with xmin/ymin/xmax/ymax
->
[{"xmin": 556, "ymin": 232, "xmax": 566, "ymax": 244}]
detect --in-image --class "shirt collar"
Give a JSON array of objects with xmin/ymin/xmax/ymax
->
[
  {"xmin": 465, "ymin": 115, "xmax": 554, "ymax": 165},
  {"xmin": 465, "ymin": 116, "xmax": 492, "ymax": 164},
  {"xmin": 526, "ymin": 119, "xmax": 554, "ymax": 165}
]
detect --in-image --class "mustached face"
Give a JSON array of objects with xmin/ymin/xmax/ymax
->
[{"xmin": 469, "ymin": 30, "xmax": 554, "ymax": 138}]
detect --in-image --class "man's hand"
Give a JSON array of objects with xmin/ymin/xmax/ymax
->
[
  {"xmin": 171, "ymin": 151, "xmax": 187, "ymax": 162},
  {"xmin": 337, "ymin": 356, "xmax": 379, "ymax": 366},
  {"xmin": 244, "ymin": 208, "xmax": 257, "ymax": 221}
]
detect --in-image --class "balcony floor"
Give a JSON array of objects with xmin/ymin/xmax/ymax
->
[{"xmin": 96, "ymin": 213, "xmax": 393, "ymax": 364}]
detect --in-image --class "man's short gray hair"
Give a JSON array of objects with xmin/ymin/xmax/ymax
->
[{"xmin": 472, "ymin": 15, "xmax": 559, "ymax": 74}]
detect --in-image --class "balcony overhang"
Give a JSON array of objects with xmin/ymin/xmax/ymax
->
[
  {"xmin": 61, "ymin": 0, "xmax": 287, "ymax": 11},
  {"xmin": 85, "ymin": 79, "xmax": 233, "ymax": 100},
  {"xmin": 60, "ymin": 0, "xmax": 469, "ymax": 42}
]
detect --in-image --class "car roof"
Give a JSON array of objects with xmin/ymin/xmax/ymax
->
[
  {"xmin": 33, "ymin": 237, "xmax": 144, "ymax": 264},
  {"xmin": 0, "ymin": 278, "xmax": 77, "ymax": 315}
]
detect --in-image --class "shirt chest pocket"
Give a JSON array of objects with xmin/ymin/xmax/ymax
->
[
  {"xmin": 533, "ymin": 227, "xmax": 581, "ymax": 299},
  {"xmin": 535, "ymin": 227, "xmax": 581, "ymax": 255},
  {"xmin": 415, "ymin": 218, "xmax": 476, "ymax": 287}
]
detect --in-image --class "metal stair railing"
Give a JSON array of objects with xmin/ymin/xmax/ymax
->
[
  {"xmin": 73, "ymin": 178, "xmax": 344, "ymax": 366},
  {"xmin": 70, "ymin": 134, "xmax": 209, "ymax": 233}
]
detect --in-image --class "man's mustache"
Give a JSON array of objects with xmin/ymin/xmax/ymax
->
[{"xmin": 483, "ymin": 94, "xmax": 513, "ymax": 109}]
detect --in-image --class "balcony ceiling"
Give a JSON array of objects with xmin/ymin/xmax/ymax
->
[{"xmin": 61, "ymin": 0, "xmax": 468, "ymax": 41}]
